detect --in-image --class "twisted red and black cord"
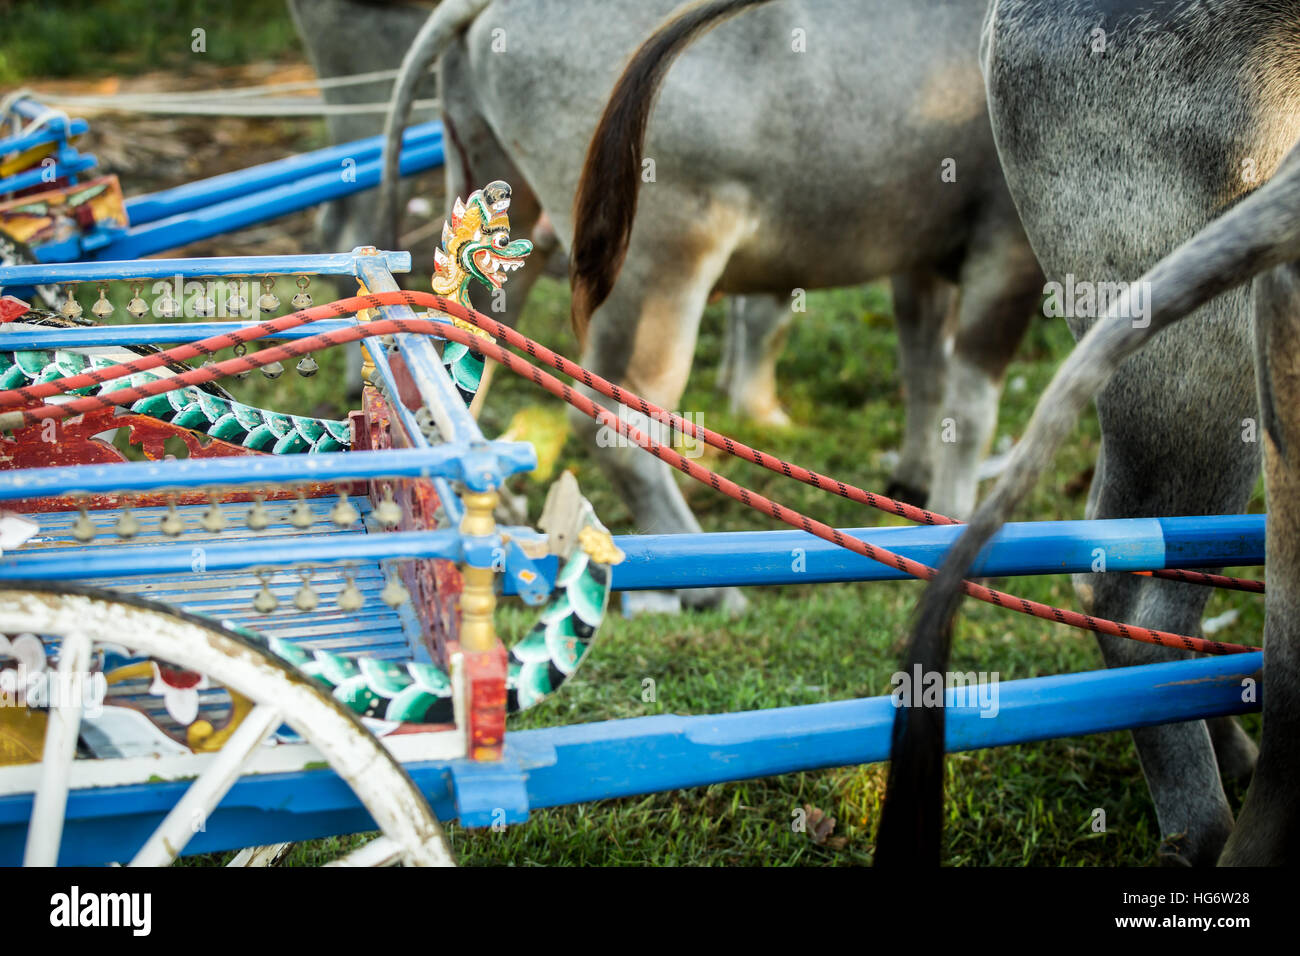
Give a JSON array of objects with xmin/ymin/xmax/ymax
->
[
  {"xmin": 12, "ymin": 287, "xmax": 1252, "ymax": 594},
  {"xmin": 0, "ymin": 293, "xmax": 1261, "ymax": 655},
  {"xmin": 0, "ymin": 290, "xmax": 1264, "ymax": 585}
]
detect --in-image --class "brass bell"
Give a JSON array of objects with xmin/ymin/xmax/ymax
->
[
  {"xmin": 253, "ymin": 574, "xmax": 278, "ymax": 614},
  {"xmin": 226, "ymin": 283, "xmax": 249, "ymax": 316},
  {"xmin": 330, "ymin": 491, "xmax": 360, "ymax": 528},
  {"xmin": 246, "ymin": 494, "xmax": 270, "ymax": 531},
  {"xmin": 115, "ymin": 508, "xmax": 141, "ymax": 540},
  {"xmin": 200, "ymin": 497, "xmax": 226, "ymax": 533},
  {"xmin": 71, "ymin": 507, "xmax": 95, "ymax": 542},
  {"xmin": 261, "ymin": 360, "xmax": 284, "ymax": 380},
  {"xmin": 295, "ymin": 354, "xmax": 318, "ymax": 377},
  {"xmin": 257, "ymin": 277, "xmax": 280, "ymax": 313},
  {"xmin": 91, "ymin": 285, "xmax": 114, "ymax": 319},
  {"xmin": 61, "ymin": 287, "xmax": 83, "ymax": 319},
  {"xmin": 160, "ymin": 500, "xmax": 185, "ymax": 537},
  {"xmin": 290, "ymin": 275, "xmax": 312, "ymax": 310},
  {"xmin": 289, "ymin": 492, "xmax": 314, "ymax": 529},
  {"xmin": 337, "ymin": 572, "xmax": 365, "ymax": 612},
  {"xmin": 126, "ymin": 285, "xmax": 149, "ymax": 319},
  {"xmin": 156, "ymin": 292, "xmax": 180, "ymax": 318},
  {"xmin": 381, "ymin": 574, "xmax": 410, "ymax": 609},
  {"xmin": 373, "ymin": 486, "xmax": 402, "ymax": 528},
  {"xmin": 294, "ymin": 573, "xmax": 319, "ymax": 612}
]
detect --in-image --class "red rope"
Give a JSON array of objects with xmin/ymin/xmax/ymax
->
[
  {"xmin": 446, "ymin": 309, "xmax": 1268, "ymax": 597},
  {"xmin": 0, "ymin": 293, "xmax": 424, "ymax": 407},
  {"xmin": 1137, "ymin": 568, "xmax": 1264, "ymax": 592},
  {"xmin": 8, "ymin": 292, "xmax": 1259, "ymax": 592},
  {"xmin": 4, "ymin": 301, "xmax": 1260, "ymax": 656}
]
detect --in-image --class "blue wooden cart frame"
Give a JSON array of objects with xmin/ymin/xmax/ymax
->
[{"xmin": 0, "ymin": 97, "xmax": 1265, "ymax": 865}]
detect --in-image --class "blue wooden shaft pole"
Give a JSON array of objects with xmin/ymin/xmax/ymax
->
[
  {"xmin": 0, "ymin": 249, "xmax": 410, "ymax": 286},
  {"xmin": 3, "ymin": 513, "xmax": 1263, "ymax": 586},
  {"xmin": 512, "ymin": 651, "xmax": 1261, "ymax": 810},
  {"xmin": 498, "ymin": 514, "xmax": 1265, "ymax": 594},
  {"xmin": 125, "ymin": 122, "xmax": 443, "ymax": 225},
  {"xmin": 0, "ymin": 443, "xmax": 536, "ymax": 501},
  {"xmin": 603, "ymin": 514, "xmax": 1265, "ymax": 590},
  {"xmin": 82, "ymin": 141, "xmax": 442, "ymax": 262},
  {"xmin": 0, "ymin": 651, "xmax": 1260, "ymax": 864}
]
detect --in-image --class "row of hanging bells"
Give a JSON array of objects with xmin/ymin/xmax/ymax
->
[
  {"xmin": 60, "ymin": 276, "xmax": 320, "ymax": 378},
  {"xmin": 70, "ymin": 485, "xmax": 405, "ymax": 542},
  {"xmin": 252, "ymin": 567, "xmax": 411, "ymax": 614}
]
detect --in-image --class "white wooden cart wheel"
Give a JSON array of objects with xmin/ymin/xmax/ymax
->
[{"xmin": 0, "ymin": 585, "xmax": 455, "ymax": 867}]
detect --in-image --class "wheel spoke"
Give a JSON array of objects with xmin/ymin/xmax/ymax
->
[
  {"xmin": 23, "ymin": 631, "xmax": 91, "ymax": 867},
  {"xmin": 324, "ymin": 836, "xmax": 403, "ymax": 867},
  {"xmin": 227, "ymin": 843, "xmax": 293, "ymax": 866},
  {"xmin": 129, "ymin": 704, "xmax": 281, "ymax": 867},
  {"xmin": 3, "ymin": 588, "xmax": 457, "ymax": 867}
]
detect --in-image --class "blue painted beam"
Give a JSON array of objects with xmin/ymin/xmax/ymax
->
[
  {"xmin": 598, "ymin": 514, "xmax": 1266, "ymax": 591},
  {"xmin": 511, "ymin": 651, "xmax": 1263, "ymax": 811},
  {"xmin": 0, "ymin": 443, "xmax": 536, "ymax": 501},
  {"xmin": 0, "ymin": 528, "xmax": 462, "ymax": 580},
  {"xmin": 126, "ymin": 121, "xmax": 443, "ymax": 225},
  {"xmin": 502, "ymin": 515, "xmax": 1265, "ymax": 594},
  {"xmin": 0, "ymin": 320, "xmax": 360, "ymax": 349},
  {"xmin": 85, "ymin": 140, "xmax": 443, "ymax": 261},
  {"xmin": 0, "ymin": 249, "xmax": 411, "ymax": 287},
  {"xmin": 0, "ymin": 651, "xmax": 1260, "ymax": 865}
]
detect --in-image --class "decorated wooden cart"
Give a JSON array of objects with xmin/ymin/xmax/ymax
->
[{"xmin": 0, "ymin": 96, "xmax": 1268, "ymax": 867}]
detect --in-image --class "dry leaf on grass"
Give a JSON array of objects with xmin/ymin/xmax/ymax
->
[{"xmin": 802, "ymin": 804, "xmax": 847, "ymax": 850}]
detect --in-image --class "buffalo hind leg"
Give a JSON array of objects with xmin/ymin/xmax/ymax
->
[
  {"xmin": 888, "ymin": 272, "xmax": 956, "ymax": 508},
  {"xmin": 928, "ymin": 234, "xmax": 1041, "ymax": 519},
  {"xmin": 569, "ymin": 234, "xmax": 746, "ymax": 614},
  {"xmin": 718, "ymin": 295, "xmax": 794, "ymax": 427},
  {"xmin": 1077, "ymin": 295, "xmax": 1260, "ymax": 864},
  {"xmin": 1207, "ymin": 715, "xmax": 1259, "ymax": 791}
]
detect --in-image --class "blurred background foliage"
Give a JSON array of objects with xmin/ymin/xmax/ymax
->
[{"xmin": 0, "ymin": 0, "xmax": 302, "ymax": 83}]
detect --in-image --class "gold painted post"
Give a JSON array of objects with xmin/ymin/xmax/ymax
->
[{"xmin": 458, "ymin": 489, "xmax": 500, "ymax": 652}]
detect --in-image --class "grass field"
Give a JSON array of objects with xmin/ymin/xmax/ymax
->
[
  {"xmin": 5, "ymin": 1, "xmax": 1267, "ymax": 867},
  {"xmin": 446, "ymin": 278, "xmax": 1264, "ymax": 867},
  {"xmin": 178, "ymin": 276, "xmax": 1263, "ymax": 868},
  {"xmin": 0, "ymin": 0, "xmax": 301, "ymax": 84}
]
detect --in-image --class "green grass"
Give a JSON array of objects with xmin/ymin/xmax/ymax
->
[
  {"xmin": 184, "ymin": 277, "xmax": 1262, "ymax": 867},
  {"xmin": 450, "ymin": 278, "xmax": 1262, "ymax": 867},
  {"xmin": 9, "ymin": 1, "xmax": 1264, "ymax": 867},
  {"xmin": 0, "ymin": 0, "xmax": 302, "ymax": 84}
]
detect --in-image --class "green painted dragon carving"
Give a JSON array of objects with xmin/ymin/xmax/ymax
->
[
  {"xmin": 0, "ymin": 232, "xmax": 350, "ymax": 454},
  {"xmin": 0, "ymin": 314, "xmax": 352, "ymax": 454},
  {"xmin": 431, "ymin": 180, "xmax": 533, "ymax": 404},
  {"xmin": 0, "ymin": 335, "xmax": 353, "ymax": 455},
  {"xmin": 260, "ymin": 490, "xmax": 618, "ymax": 725}
]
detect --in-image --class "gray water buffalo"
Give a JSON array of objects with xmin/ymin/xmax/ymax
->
[
  {"xmin": 292, "ymin": 0, "xmax": 832, "ymax": 433},
  {"xmin": 286, "ymin": 0, "xmax": 439, "ymax": 253},
  {"xmin": 881, "ymin": 0, "xmax": 1299, "ymax": 867},
  {"xmin": 378, "ymin": 0, "xmax": 1044, "ymax": 574}
]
